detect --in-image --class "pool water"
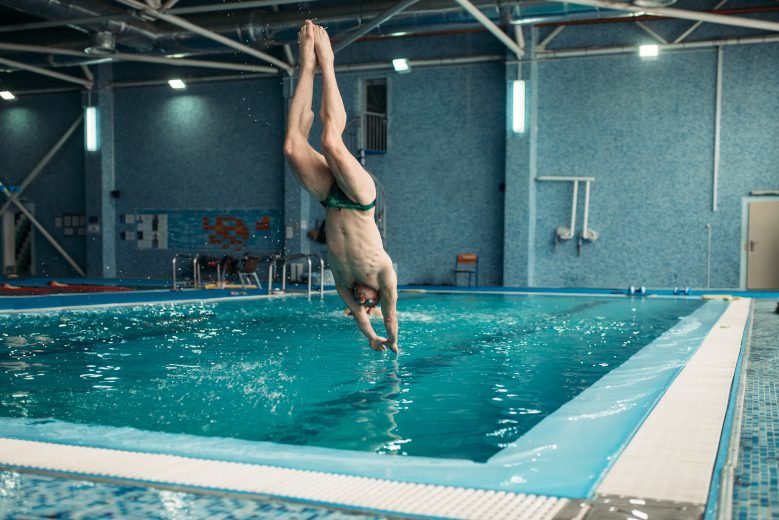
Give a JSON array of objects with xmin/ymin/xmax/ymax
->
[{"xmin": 0, "ymin": 293, "xmax": 703, "ymax": 462}]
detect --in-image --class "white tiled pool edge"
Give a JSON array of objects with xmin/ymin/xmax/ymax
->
[
  {"xmin": 0, "ymin": 438, "xmax": 568, "ymax": 520},
  {"xmin": 597, "ymin": 297, "xmax": 750, "ymax": 504}
]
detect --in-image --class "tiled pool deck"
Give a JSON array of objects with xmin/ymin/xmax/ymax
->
[
  {"xmin": 733, "ymin": 300, "xmax": 779, "ymax": 520},
  {"xmin": 0, "ymin": 470, "xmax": 384, "ymax": 519}
]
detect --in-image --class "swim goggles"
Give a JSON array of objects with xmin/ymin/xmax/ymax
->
[{"xmin": 353, "ymin": 286, "xmax": 380, "ymax": 308}]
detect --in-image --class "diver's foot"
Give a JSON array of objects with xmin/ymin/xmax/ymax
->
[
  {"xmin": 313, "ymin": 23, "xmax": 335, "ymax": 70},
  {"xmin": 298, "ymin": 20, "xmax": 317, "ymax": 72}
]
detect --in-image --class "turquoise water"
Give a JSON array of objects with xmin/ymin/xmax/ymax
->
[{"xmin": 0, "ymin": 293, "xmax": 702, "ymax": 462}]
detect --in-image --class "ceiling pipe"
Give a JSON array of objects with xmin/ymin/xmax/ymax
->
[
  {"xmin": 0, "ymin": 0, "xmax": 158, "ymax": 49},
  {"xmin": 535, "ymin": 32, "xmax": 779, "ymax": 58},
  {"xmin": 109, "ymin": 0, "xmax": 293, "ymax": 73},
  {"xmin": 547, "ymin": 0, "xmax": 779, "ymax": 33},
  {"xmin": 452, "ymin": 0, "xmax": 524, "ymax": 57},
  {"xmin": 0, "ymin": 55, "xmax": 93, "ymax": 87},
  {"xmin": 0, "ymin": 42, "xmax": 278, "ymax": 74},
  {"xmin": 333, "ymin": 0, "xmax": 422, "ymax": 53}
]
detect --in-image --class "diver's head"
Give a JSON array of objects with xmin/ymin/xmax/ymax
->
[{"xmin": 353, "ymin": 283, "xmax": 380, "ymax": 308}]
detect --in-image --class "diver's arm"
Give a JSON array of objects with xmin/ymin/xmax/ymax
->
[
  {"xmin": 379, "ymin": 267, "xmax": 399, "ymax": 353},
  {"xmin": 335, "ymin": 284, "xmax": 387, "ymax": 351}
]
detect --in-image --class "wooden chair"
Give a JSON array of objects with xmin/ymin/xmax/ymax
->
[{"xmin": 453, "ymin": 253, "xmax": 479, "ymax": 287}]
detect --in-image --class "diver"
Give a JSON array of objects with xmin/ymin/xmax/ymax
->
[{"xmin": 283, "ymin": 20, "xmax": 399, "ymax": 353}]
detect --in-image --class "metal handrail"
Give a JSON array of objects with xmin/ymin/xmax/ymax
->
[
  {"xmin": 280, "ymin": 253, "xmax": 325, "ymax": 299},
  {"xmin": 265, "ymin": 254, "xmax": 281, "ymax": 295},
  {"xmin": 171, "ymin": 253, "xmax": 200, "ymax": 291}
]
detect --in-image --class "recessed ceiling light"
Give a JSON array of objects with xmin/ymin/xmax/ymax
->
[
  {"xmin": 0, "ymin": 91, "xmax": 15, "ymax": 100},
  {"xmin": 168, "ymin": 79, "xmax": 187, "ymax": 89}
]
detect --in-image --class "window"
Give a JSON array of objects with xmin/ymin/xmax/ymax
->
[{"xmin": 362, "ymin": 79, "xmax": 387, "ymax": 153}]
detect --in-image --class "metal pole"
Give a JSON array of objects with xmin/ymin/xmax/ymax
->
[
  {"xmin": 713, "ymin": 46, "xmax": 723, "ymax": 212},
  {"xmin": 0, "ymin": 56, "xmax": 92, "ymax": 88},
  {"xmin": 548, "ymin": 0, "xmax": 779, "ymax": 33},
  {"xmin": 0, "ymin": 114, "xmax": 84, "ymax": 218},
  {"xmin": 0, "ymin": 43, "xmax": 277, "ymax": 74},
  {"xmin": 452, "ymin": 0, "xmax": 524, "ymax": 57},
  {"xmin": 111, "ymin": 0, "xmax": 294, "ymax": 74},
  {"xmin": 333, "ymin": 0, "xmax": 421, "ymax": 53}
]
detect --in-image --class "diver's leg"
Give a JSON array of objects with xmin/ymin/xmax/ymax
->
[
  {"xmin": 283, "ymin": 21, "xmax": 333, "ymax": 201},
  {"xmin": 314, "ymin": 24, "xmax": 376, "ymax": 206}
]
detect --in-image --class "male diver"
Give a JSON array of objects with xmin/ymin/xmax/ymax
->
[{"xmin": 283, "ymin": 20, "xmax": 399, "ymax": 353}]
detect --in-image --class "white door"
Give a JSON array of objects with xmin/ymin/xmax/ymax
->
[{"xmin": 747, "ymin": 200, "xmax": 779, "ymax": 290}]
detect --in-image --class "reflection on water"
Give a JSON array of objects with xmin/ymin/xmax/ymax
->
[{"xmin": 0, "ymin": 295, "xmax": 703, "ymax": 461}]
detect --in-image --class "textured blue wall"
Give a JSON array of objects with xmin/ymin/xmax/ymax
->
[
  {"xmin": 112, "ymin": 78, "xmax": 285, "ymax": 278},
  {"xmin": 0, "ymin": 93, "xmax": 86, "ymax": 277},
  {"xmin": 523, "ymin": 43, "xmax": 779, "ymax": 288},
  {"xmin": 294, "ymin": 60, "xmax": 506, "ymax": 286},
  {"xmin": 3, "ymin": 31, "xmax": 777, "ymax": 289}
]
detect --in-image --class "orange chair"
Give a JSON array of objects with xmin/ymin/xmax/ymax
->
[{"xmin": 453, "ymin": 253, "xmax": 479, "ymax": 287}]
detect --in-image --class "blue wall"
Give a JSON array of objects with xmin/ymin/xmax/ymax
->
[
  {"xmin": 1, "ymin": 29, "xmax": 777, "ymax": 289},
  {"xmin": 0, "ymin": 93, "xmax": 86, "ymax": 278},
  {"xmin": 112, "ymin": 78, "xmax": 285, "ymax": 278}
]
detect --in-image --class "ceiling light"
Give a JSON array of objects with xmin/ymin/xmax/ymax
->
[
  {"xmin": 392, "ymin": 58, "xmax": 411, "ymax": 73},
  {"xmin": 168, "ymin": 79, "xmax": 186, "ymax": 89},
  {"xmin": 639, "ymin": 44, "xmax": 659, "ymax": 58},
  {"xmin": 0, "ymin": 91, "xmax": 15, "ymax": 101}
]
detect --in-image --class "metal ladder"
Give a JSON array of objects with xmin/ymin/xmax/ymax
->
[
  {"xmin": 171, "ymin": 253, "xmax": 202, "ymax": 290},
  {"xmin": 280, "ymin": 253, "xmax": 325, "ymax": 299}
]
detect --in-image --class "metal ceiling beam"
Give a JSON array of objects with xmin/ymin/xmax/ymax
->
[
  {"xmin": 0, "ymin": 43, "xmax": 278, "ymax": 74},
  {"xmin": 548, "ymin": 0, "xmax": 779, "ymax": 33},
  {"xmin": 452, "ymin": 0, "xmax": 524, "ymax": 57},
  {"xmin": 332, "ymin": 0, "xmax": 422, "ymax": 53},
  {"xmin": 0, "ymin": 55, "xmax": 93, "ymax": 87},
  {"xmin": 673, "ymin": 0, "xmax": 728, "ymax": 43},
  {"xmin": 110, "ymin": 0, "xmax": 294, "ymax": 74}
]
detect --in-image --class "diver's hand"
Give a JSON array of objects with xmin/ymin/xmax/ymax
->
[
  {"xmin": 385, "ymin": 341, "xmax": 398, "ymax": 354},
  {"xmin": 369, "ymin": 337, "xmax": 388, "ymax": 351}
]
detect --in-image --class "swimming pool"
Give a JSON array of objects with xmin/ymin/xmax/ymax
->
[{"xmin": 0, "ymin": 291, "xmax": 747, "ymax": 517}]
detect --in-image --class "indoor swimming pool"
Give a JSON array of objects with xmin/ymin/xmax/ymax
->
[{"xmin": 0, "ymin": 293, "xmax": 706, "ymax": 462}]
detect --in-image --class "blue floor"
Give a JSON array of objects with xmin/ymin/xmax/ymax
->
[
  {"xmin": 733, "ymin": 300, "xmax": 779, "ymax": 520},
  {"xmin": 0, "ymin": 470, "xmax": 385, "ymax": 519}
]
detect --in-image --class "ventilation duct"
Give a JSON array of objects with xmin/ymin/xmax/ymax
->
[{"xmin": 84, "ymin": 31, "xmax": 116, "ymax": 55}]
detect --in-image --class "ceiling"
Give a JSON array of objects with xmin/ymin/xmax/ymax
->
[{"xmin": 0, "ymin": 0, "xmax": 778, "ymax": 93}]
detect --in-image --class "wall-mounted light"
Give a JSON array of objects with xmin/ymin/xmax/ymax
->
[
  {"xmin": 512, "ymin": 80, "xmax": 526, "ymax": 134},
  {"xmin": 639, "ymin": 44, "xmax": 659, "ymax": 58},
  {"xmin": 168, "ymin": 79, "xmax": 186, "ymax": 89},
  {"xmin": 0, "ymin": 91, "xmax": 15, "ymax": 101},
  {"xmin": 392, "ymin": 58, "xmax": 411, "ymax": 74},
  {"xmin": 85, "ymin": 106, "xmax": 99, "ymax": 152}
]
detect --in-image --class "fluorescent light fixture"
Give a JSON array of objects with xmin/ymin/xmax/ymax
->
[
  {"xmin": 392, "ymin": 58, "xmax": 411, "ymax": 73},
  {"xmin": 168, "ymin": 79, "xmax": 186, "ymax": 89},
  {"xmin": 0, "ymin": 91, "xmax": 15, "ymax": 100},
  {"xmin": 639, "ymin": 44, "xmax": 659, "ymax": 58},
  {"xmin": 85, "ymin": 107, "xmax": 98, "ymax": 152},
  {"xmin": 512, "ymin": 80, "xmax": 526, "ymax": 134}
]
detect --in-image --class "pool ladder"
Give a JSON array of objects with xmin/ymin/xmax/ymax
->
[
  {"xmin": 171, "ymin": 253, "xmax": 202, "ymax": 291},
  {"xmin": 280, "ymin": 253, "xmax": 325, "ymax": 299}
]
